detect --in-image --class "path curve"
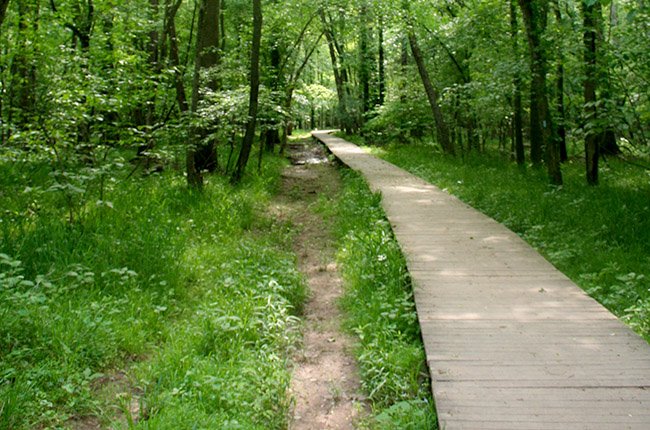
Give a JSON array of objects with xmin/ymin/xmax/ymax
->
[{"xmin": 313, "ymin": 131, "xmax": 650, "ymax": 430}]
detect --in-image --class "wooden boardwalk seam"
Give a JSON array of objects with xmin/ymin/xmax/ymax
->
[{"xmin": 313, "ymin": 132, "xmax": 650, "ymax": 430}]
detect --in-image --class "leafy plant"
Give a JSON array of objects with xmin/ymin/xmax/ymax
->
[{"xmin": 323, "ymin": 169, "xmax": 437, "ymax": 429}]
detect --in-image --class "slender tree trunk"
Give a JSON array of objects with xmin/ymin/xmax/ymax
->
[
  {"xmin": 166, "ymin": 0, "xmax": 188, "ymax": 112},
  {"xmin": 518, "ymin": 0, "xmax": 562, "ymax": 185},
  {"xmin": 553, "ymin": 3, "xmax": 568, "ymax": 162},
  {"xmin": 399, "ymin": 36, "xmax": 409, "ymax": 103},
  {"xmin": 147, "ymin": 0, "xmax": 160, "ymax": 126},
  {"xmin": 231, "ymin": 0, "xmax": 262, "ymax": 184},
  {"xmin": 598, "ymin": 3, "xmax": 620, "ymax": 156},
  {"xmin": 407, "ymin": 30, "xmax": 454, "ymax": 155},
  {"xmin": 556, "ymin": 61, "xmax": 568, "ymax": 161},
  {"xmin": 280, "ymin": 33, "xmax": 322, "ymax": 154},
  {"xmin": 583, "ymin": 0, "xmax": 600, "ymax": 185},
  {"xmin": 518, "ymin": 0, "xmax": 544, "ymax": 166},
  {"xmin": 511, "ymin": 0, "xmax": 525, "ymax": 166},
  {"xmin": 220, "ymin": 0, "xmax": 226, "ymax": 51},
  {"xmin": 0, "ymin": 0, "xmax": 9, "ymax": 27},
  {"xmin": 378, "ymin": 17, "xmax": 386, "ymax": 106},
  {"xmin": 321, "ymin": 10, "xmax": 351, "ymax": 133},
  {"xmin": 264, "ymin": 41, "xmax": 281, "ymax": 152},
  {"xmin": 359, "ymin": 1, "xmax": 371, "ymax": 114},
  {"xmin": 10, "ymin": 0, "xmax": 40, "ymax": 129}
]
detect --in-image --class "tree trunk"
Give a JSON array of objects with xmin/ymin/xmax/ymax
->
[
  {"xmin": 231, "ymin": 0, "xmax": 262, "ymax": 184},
  {"xmin": 10, "ymin": 0, "xmax": 41, "ymax": 129},
  {"xmin": 187, "ymin": 0, "xmax": 221, "ymax": 187},
  {"xmin": 0, "ymin": 0, "xmax": 9, "ymax": 27},
  {"xmin": 399, "ymin": 36, "xmax": 409, "ymax": 103},
  {"xmin": 518, "ymin": 0, "xmax": 562, "ymax": 185},
  {"xmin": 378, "ymin": 17, "xmax": 386, "ymax": 106},
  {"xmin": 263, "ymin": 38, "xmax": 281, "ymax": 153},
  {"xmin": 359, "ymin": 1, "xmax": 371, "ymax": 114},
  {"xmin": 599, "ymin": 3, "xmax": 620, "ymax": 156},
  {"xmin": 583, "ymin": 0, "xmax": 600, "ymax": 185},
  {"xmin": 166, "ymin": 0, "xmax": 188, "ymax": 113},
  {"xmin": 553, "ymin": 3, "xmax": 568, "ymax": 162},
  {"xmin": 321, "ymin": 10, "xmax": 352, "ymax": 133},
  {"xmin": 407, "ymin": 30, "xmax": 454, "ymax": 155},
  {"xmin": 556, "ymin": 61, "xmax": 568, "ymax": 162},
  {"xmin": 511, "ymin": 0, "xmax": 525, "ymax": 166},
  {"xmin": 280, "ymin": 32, "xmax": 322, "ymax": 154}
]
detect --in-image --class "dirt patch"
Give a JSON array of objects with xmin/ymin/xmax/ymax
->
[
  {"xmin": 274, "ymin": 138, "xmax": 367, "ymax": 429},
  {"xmin": 67, "ymin": 369, "xmax": 143, "ymax": 429}
]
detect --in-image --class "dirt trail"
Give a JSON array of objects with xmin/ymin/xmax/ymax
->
[{"xmin": 273, "ymin": 139, "xmax": 366, "ymax": 430}]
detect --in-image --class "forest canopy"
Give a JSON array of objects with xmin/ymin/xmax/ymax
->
[{"xmin": 0, "ymin": 0, "xmax": 648, "ymax": 187}]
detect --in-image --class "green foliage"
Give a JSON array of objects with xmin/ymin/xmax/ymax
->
[
  {"xmin": 375, "ymin": 142, "xmax": 650, "ymax": 341},
  {"xmin": 323, "ymin": 169, "xmax": 437, "ymax": 429},
  {"xmin": 0, "ymin": 151, "xmax": 305, "ymax": 428},
  {"xmin": 364, "ymin": 98, "xmax": 433, "ymax": 144}
]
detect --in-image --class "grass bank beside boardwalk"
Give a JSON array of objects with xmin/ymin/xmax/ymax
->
[
  {"xmin": 341, "ymin": 134, "xmax": 650, "ymax": 342},
  {"xmin": 320, "ymin": 169, "xmax": 437, "ymax": 429},
  {"xmin": 0, "ymin": 151, "xmax": 305, "ymax": 429}
]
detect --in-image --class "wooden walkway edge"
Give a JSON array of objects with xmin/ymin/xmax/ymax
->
[{"xmin": 313, "ymin": 131, "xmax": 650, "ymax": 430}]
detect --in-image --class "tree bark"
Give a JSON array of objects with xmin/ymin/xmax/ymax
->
[
  {"xmin": 10, "ymin": 0, "xmax": 39, "ymax": 128},
  {"xmin": 359, "ymin": 1, "xmax": 371, "ymax": 114},
  {"xmin": 378, "ymin": 17, "xmax": 386, "ymax": 106},
  {"xmin": 320, "ymin": 9, "xmax": 352, "ymax": 133},
  {"xmin": 280, "ymin": 33, "xmax": 322, "ymax": 154},
  {"xmin": 553, "ymin": 3, "xmax": 568, "ymax": 162},
  {"xmin": 165, "ymin": 0, "xmax": 188, "ymax": 113},
  {"xmin": 187, "ymin": 0, "xmax": 221, "ymax": 187},
  {"xmin": 231, "ymin": 0, "xmax": 262, "ymax": 184},
  {"xmin": 510, "ymin": 0, "xmax": 525, "ymax": 166},
  {"xmin": 518, "ymin": 0, "xmax": 562, "ymax": 185},
  {"xmin": 0, "ymin": 0, "xmax": 10, "ymax": 28},
  {"xmin": 583, "ymin": 0, "xmax": 600, "ymax": 185},
  {"xmin": 407, "ymin": 30, "xmax": 454, "ymax": 155}
]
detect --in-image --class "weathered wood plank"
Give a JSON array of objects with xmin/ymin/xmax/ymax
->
[{"xmin": 313, "ymin": 132, "xmax": 650, "ymax": 429}]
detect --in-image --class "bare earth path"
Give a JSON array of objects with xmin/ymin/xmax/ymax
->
[
  {"xmin": 274, "ymin": 139, "xmax": 366, "ymax": 430},
  {"xmin": 314, "ymin": 131, "xmax": 650, "ymax": 430}
]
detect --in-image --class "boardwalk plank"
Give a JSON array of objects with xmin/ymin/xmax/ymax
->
[{"xmin": 313, "ymin": 132, "xmax": 650, "ymax": 430}]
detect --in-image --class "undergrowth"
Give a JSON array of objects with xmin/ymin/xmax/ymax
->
[
  {"xmin": 363, "ymin": 140, "xmax": 650, "ymax": 341},
  {"xmin": 0, "ymin": 149, "xmax": 305, "ymax": 429},
  {"xmin": 321, "ymin": 169, "xmax": 437, "ymax": 429}
]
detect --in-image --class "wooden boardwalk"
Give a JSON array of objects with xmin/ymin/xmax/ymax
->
[{"xmin": 313, "ymin": 132, "xmax": 650, "ymax": 430}]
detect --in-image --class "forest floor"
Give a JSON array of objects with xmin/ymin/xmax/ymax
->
[{"xmin": 273, "ymin": 139, "xmax": 368, "ymax": 429}]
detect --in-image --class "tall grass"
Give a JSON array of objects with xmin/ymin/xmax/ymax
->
[
  {"xmin": 370, "ymin": 142, "xmax": 650, "ymax": 341},
  {"xmin": 0, "ymin": 149, "xmax": 305, "ymax": 428},
  {"xmin": 320, "ymin": 169, "xmax": 437, "ymax": 429}
]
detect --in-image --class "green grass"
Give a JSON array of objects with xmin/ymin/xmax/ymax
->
[
  {"xmin": 319, "ymin": 169, "xmax": 437, "ymax": 430},
  {"xmin": 0, "ymin": 148, "xmax": 306, "ymax": 428},
  {"xmin": 350, "ymin": 139, "xmax": 650, "ymax": 341}
]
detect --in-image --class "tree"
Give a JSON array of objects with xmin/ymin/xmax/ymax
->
[
  {"xmin": 582, "ymin": 0, "xmax": 601, "ymax": 185},
  {"xmin": 320, "ymin": 6, "xmax": 355, "ymax": 133},
  {"xmin": 187, "ymin": 0, "xmax": 221, "ymax": 188},
  {"xmin": 377, "ymin": 14, "xmax": 386, "ymax": 106},
  {"xmin": 511, "ymin": 0, "xmax": 525, "ymax": 166},
  {"xmin": 403, "ymin": 2, "xmax": 454, "ymax": 155},
  {"xmin": 9, "ymin": 0, "xmax": 39, "ymax": 129},
  {"xmin": 0, "ymin": 0, "xmax": 10, "ymax": 28},
  {"xmin": 231, "ymin": 0, "xmax": 262, "ymax": 184},
  {"xmin": 358, "ymin": 0, "xmax": 373, "ymax": 114},
  {"xmin": 518, "ymin": 0, "xmax": 562, "ymax": 185},
  {"xmin": 194, "ymin": 0, "xmax": 221, "ymax": 171}
]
